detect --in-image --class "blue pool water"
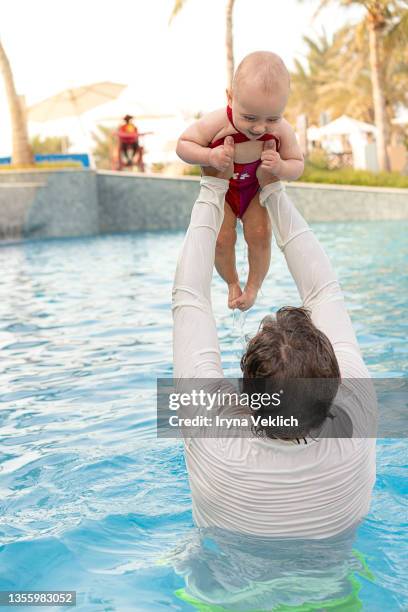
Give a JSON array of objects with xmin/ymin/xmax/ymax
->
[{"xmin": 0, "ymin": 221, "xmax": 407, "ymax": 611}]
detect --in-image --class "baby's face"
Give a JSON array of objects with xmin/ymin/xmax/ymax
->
[{"xmin": 228, "ymin": 83, "xmax": 287, "ymax": 140}]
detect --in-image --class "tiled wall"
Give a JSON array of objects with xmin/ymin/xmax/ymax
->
[{"xmin": 0, "ymin": 169, "xmax": 407, "ymax": 240}]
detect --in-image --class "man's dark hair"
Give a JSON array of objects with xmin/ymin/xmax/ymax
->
[{"xmin": 240, "ymin": 306, "xmax": 341, "ymax": 440}]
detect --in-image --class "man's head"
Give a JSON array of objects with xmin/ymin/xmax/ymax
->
[
  {"xmin": 241, "ymin": 307, "xmax": 341, "ymax": 439},
  {"xmin": 227, "ymin": 51, "xmax": 290, "ymax": 140}
]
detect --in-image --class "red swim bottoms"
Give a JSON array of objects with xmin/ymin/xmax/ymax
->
[{"xmin": 226, "ymin": 160, "xmax": 262, "ymax": 218}]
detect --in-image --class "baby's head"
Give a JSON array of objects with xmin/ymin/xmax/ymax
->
[{"xmin": 228, "ymin": 51, "xmax": 290, "ymax": 140}]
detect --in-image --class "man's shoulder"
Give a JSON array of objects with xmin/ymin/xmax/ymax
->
[{"xmin": 333, "ymin": 376, "xmax": 378, "ymax": 438}]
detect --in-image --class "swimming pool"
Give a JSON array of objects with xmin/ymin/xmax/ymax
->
[{"xmin": 0, "ymin": 221, "xmax": 407, "ymax": 611}]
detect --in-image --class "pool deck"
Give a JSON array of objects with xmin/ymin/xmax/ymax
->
[{"xmin": 0, "ymin": 169, "xmax": 407, "ymax": 239}]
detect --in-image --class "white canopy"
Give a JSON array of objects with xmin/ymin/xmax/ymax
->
[
  {"xmin": 392, "ymin": 112, "xmax": 408, "ymax": 126},
  {"xmin": 308, "ymin": 115, "xmax": 377, "ymax": 140},
  {"xmin": 28, "ymin": 82, "xmax": 127, "ymax": 122}
]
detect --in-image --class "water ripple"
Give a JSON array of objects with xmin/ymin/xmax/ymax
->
[{"xmin": 0, "ymin": 224, "xmax": 407, "ymax": 610}]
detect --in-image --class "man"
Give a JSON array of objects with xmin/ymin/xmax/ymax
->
[
  {"xmin": 117, "ymin": 114, "xmax": 144, "ymax": 170},
  {"xmin": 172, "ymin": 137, "xmax": 377, "ymax": 538}
]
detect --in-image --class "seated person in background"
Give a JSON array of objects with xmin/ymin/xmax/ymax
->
[{"xmin": 117, "ymin": 114, "xmax": 142, "ymax": 169}]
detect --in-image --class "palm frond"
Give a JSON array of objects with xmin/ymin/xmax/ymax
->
[
  {"xmin": 168, "ymin": 0, "xmax": 187, "ymax": 24},
  {"xmin": 384, "ymin": 7, "xmax": 408, "ymax": 49},
  {"xmin": 311, "ymin": 0, "xmax": 332, "ymax": 20}
]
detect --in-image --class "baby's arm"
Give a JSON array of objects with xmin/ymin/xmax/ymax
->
[
  {"xmin": 176, "ymin": 110, "xmax": 233, "ymax": 171},
  {"xmin": 261, "ymin": 120, "xmax": 304, "ymax": 181}
]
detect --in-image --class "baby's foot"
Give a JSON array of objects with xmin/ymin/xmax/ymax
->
[
  {"xmin": 231, "ymin": 285, "xmax": 259, "ymax": 311},
  {"xmin": 228, "ymin": 282, "xmax": 242, "ymax": 309}
]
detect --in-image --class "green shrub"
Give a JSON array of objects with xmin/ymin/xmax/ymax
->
[
  {"xmin": 183, "ymin": 165, "xmax": 201, "ymax": 176},
  {"xmin": 300, "ymin": 165, "xmax": 408, "ymax": 188},
  {"xmin": 307, "ymin": 149, "xmax": 330, "ymax": 170},
  {"xmin": 151, "ymin": 163, "xmax": 166, "ymax": 173},
  {"xmin": 182, "ymin": 162, "xmax": 408, "ymax": 188},
  {"xmin": 30, "ymin": 135, "xmax": 72, "ymax": 155}
]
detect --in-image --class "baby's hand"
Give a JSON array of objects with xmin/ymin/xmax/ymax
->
[
  {"xmin": 208, "ymin": 136, "xmax": 235, "ymax": 172},
  {"xmin": 260, "ymin": 139, "xmax": 282, "ymax": 176}
]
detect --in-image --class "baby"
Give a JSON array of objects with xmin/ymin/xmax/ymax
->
[{"xmin": 176, "ymin": 51, "xmax": 304, "ymax": 310}]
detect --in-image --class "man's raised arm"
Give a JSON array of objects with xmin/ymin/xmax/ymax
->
[
  {"xmin": 172, "ymin": 175, "xmax": 229, "ymax": 379},
  {"xmin": 259, "ymin": 180, "xmax": 369, "ymax": 380}
]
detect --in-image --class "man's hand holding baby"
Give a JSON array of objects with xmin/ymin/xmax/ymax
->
[
  {"xmin": 260, "ymin": 139, "xmax": 283, "ymax": 177},
  {"xmin": 203, "ymin": 136, "xmax": 234, "ymax": 180},
  {"xmin": 259, "ymin": 139, "xmax": 304, "ymax": 182},
  {"xmin": 208, "ymin": 136, "xmax": 235, "ymax": 172}
]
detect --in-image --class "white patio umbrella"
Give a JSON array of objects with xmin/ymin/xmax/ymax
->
[
  {"xmin": 27, "ymin": 82, "xmax": 127, "ymax": 167},
  {"xmin": 27, "ymin": 82, "xmax": 127, "ymax": 122}
]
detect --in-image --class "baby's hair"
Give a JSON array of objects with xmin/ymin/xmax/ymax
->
[{"xmin": 232, "ymin": 51, "xmax": 290, "ymax": 97}]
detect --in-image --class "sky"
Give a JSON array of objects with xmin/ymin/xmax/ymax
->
[{"xmin": 0, "ymin": 0, "xmax": 366, "ymax": 155}]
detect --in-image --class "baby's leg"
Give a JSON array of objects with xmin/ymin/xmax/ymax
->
[
  {"xmin": 232, "ymin": 193, "xmax": 271, "ymax": 311},
  {"xmin": 215, "ymin": 202, "xmax": 242, "ymax": 308}
]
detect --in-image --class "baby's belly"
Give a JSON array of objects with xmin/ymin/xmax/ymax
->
[{"xmin": 233, "ymin": 141, "xmax": 264, "ymax": 164}]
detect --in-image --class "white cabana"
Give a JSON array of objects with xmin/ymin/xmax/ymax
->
[
  {"xmin": 310, "ymin": 115, "xmax": 377, "ymax": 138},
  {"xmin": 307, "ymin": 115, "xmax": 378, "ymax": 171},
  {"xmin": 392, "ymin": 112, "xmax": 408, "ymax": 126}
]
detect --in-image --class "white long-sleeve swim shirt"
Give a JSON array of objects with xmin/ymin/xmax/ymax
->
[{"xmin": 172, "ymin": 176, "xmax": 377, "ymax": 538}]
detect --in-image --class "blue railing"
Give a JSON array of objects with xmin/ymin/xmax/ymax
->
[{"xmin": 0, "ymin": 154, "xmax": 90, "ymax": 168}]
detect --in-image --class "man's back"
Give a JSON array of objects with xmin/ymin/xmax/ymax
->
[{"xmin": 186, "ymin": 435, "xmax": 375, "ymax": 537}]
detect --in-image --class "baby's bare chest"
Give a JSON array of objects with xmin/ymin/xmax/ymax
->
[{"xmin": 211, "ymin": 123, "xmax": 283, "ymax": 163}]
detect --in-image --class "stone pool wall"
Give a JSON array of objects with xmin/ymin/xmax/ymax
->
[
  {"xmin": 97, "ymin": 171, "xmax": 196, "ymax": 232},
  {"xmin": 98, "ymin": 171, "xmax": 408, "ymax": 229},
  {"xmin": 0, "ymin": 169, "xmax": 407, "ymax": 239},
  {"xmin": 0, "ymin": 170, "xmax": 98, "ymax": 239}
]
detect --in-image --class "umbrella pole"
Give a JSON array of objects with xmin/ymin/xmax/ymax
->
[
  {"xmin": 75, "ymin": 113, "xmax": 95, "ymax": 169},
  {"xmin": 69, "ymin": 91, "xmax": 96, "ymax": 169}
]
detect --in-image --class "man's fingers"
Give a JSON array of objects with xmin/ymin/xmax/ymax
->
[
  {"xmin": 261, "ymin": 156, "xmax": 279, "ymax": 165},
  {"xmin": 224, "ymin": 135, "xmax": 235, "ymax": 156},
  {"xmin": 261, "ymin": 149, "xmax": 278, "ymax": 158},
  {"xmin": 261, "ymin": 152, "xmax": 277, "ymax": 160},
  {"xmin": 262, "ymin": 161, "xmax": 277, "ymax": 168},
  {"xmin": 263, "ymin": 139, "xmax": 277, "ymax": 152},
  {"xmin": 261, "ymin": 161, "xmax": 277, "ymax": 170}
]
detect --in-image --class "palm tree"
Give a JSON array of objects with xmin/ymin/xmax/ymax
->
[
  {"xmin": 31, "ymin": 135, "xmax": 72, "ymax": 155},
  {"xmin": 288, "ymin": 18, "xmax": 407, "ymax": 130},
  {"xmin": 169, "ymin": 0, "xmax": 236, "ymax": 89},
  {"xmin": 0, "ymin": 39, "xmax": 33, "ymax": 166},
  {"xmin": 91, "ymin": 124, "xmax": 117, "ymax": 170},
  {"xmin": 305, "ymin": 0, "xmax": 408, "ymax": 171},
  {"xmin": 288, "ymin": 27, "xmax": 374, "ymax": 124},
  {"xmin": 287, "ymin": 32, "xmax": 341, "ymax": 125}
]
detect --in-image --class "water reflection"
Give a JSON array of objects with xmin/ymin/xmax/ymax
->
[{"xmin": 168, "ymin": 526, "xmax": 373, "ymax": 610}]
